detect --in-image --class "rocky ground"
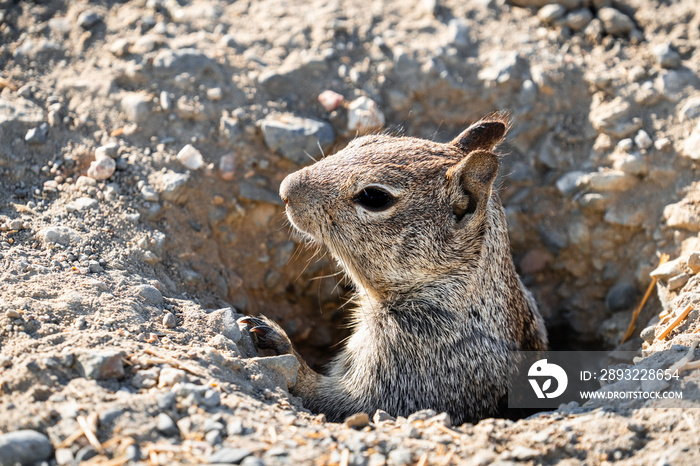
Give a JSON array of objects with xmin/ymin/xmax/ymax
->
[{"xmin": 1, "ymin": 0, "xmax": 700, "ymax": 464}]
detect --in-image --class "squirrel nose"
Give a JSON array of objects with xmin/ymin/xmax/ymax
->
[{"xmin": 279, "ymin": 171, "xmax": 301, "ymax": 206}]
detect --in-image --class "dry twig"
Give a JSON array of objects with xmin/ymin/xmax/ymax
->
[
  {"xmin": 622, "ymin": 254, "xmax": 669, "ymax": 343},
  {"xmin": 657, "ymin": 304, "xmax": 693, "ymax": 341}
]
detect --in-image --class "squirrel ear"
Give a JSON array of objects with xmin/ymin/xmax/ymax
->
[
  {"xmin": 447, "ymin": 150, "xmax": 499, "ymax": 221},
  {"xmin": 450, "ymin": 120, "xmax": 507, "ymax": 154}
]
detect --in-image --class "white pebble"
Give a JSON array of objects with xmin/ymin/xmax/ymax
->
[
  {"xmin": 176, "ymin": 144, "xmax": 204, "ymax": 170},
  {"xmin": 87, "ymin": 156, "xmax": 116, "ymax": 180},
  {"xmin": 634, "ymin": 130, "xmax": 653, "ymax": 150}
]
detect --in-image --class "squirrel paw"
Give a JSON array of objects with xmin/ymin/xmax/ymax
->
[{"xmin": 237, "ymin": 315, "xmax": 293, "ymax": 356}]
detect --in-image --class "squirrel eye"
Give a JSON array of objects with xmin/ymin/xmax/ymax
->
[{"xmin": 353, "ymin": 187, "xmax": 395, "ymax": 211}]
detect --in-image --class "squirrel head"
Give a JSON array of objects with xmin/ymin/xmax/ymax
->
[{"xmin": 279, "ymin": 116, "xmax": 508, "ymax": 301}]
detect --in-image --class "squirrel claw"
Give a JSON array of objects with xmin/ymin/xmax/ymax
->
[{"xmin": 237, "ymin": 315, "xmax": 293, "ymax": 356}]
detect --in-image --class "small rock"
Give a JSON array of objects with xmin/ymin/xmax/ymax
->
[
  {"xmin": 668, "ymin": 273, "xmax": 691, "ymax": 291},
  {"xmin": 38, "ymin": 226, "xmax": 79, "ymax": 246},
  {"xmin": 207, "ymin": 308, "xmax": 242, "ymax": 342},
  {"xmin": 176, "ymin": 144, "xmax": 205, "ymax": 170},
  {"xmin": 156, "ymin": 413, "xmax": 180, "ymax": 437},
  {"xmin": 597, "ymin": 7, "xmax": 635, "ymax": 36},
  {"xmin": 207, "ymin": 87, "xmax": 223, "ymax": 101},
  {"xmin": 163, "ymin": 312, "xmax": 177, "ymax": 328},
  {"xmin": 344, "ymin": 412, "xmax": 370, "ymax": 429},
  {"xmin": 387, "ymin": 448, "xmax": 413, "ymax": 466},
  {"xmin": 612, "ymin": 152, "xmax": 647, "ymax": 176},
  {"xmin": 74, "ymin": 351, "xmax": 125, "ymax": 380},
  {"xmin": 95, "ymin": 142, "xmax": 119, "ymax": 159},
  {"xmin": 25, "ymin": 122, "xmax": 49, "ymax": 145},
  {"xmin": 509, "ymin": 446, "xmax": 541, "ymax": 461},
  {"xmin": 205, "ymin": 429, "xmax": 223, "ymax": 445},
  {"xmin": 250, "ymin": 355, "xmax": 299, "ymax": 389},
  {"xmin": 77, "ymin": 9, "xmax": 102, "ymax": 29},
  {"xmin": 687, "ymin": 252, "xmax": 700, "ymax": 273},
  {"xmin": 209, "ymin": 447, "xmax": 252, "ymax": 464},
  {"xmin": 220, "ymin": 117, "xmax": 242, "ymax": 144},
  {"xmin": 556, "ymin": 171, "xmax": 586, "ymax": 195},
  {"xmin": 634, "ymin": 130, "xmax": 653, "ymax": 150},
  {"xmin": 260, "ymin": 114, "xmax": 335, "ymax": 165},
  {"xmin": 679, "ymin": 97, "xmax": 700, "ymax": 122},
  {"xmin": 318, "ymin": 90, "xmax": 344, "ymax": 112},
  {"xmin": 373, "ymin": 409, "xmax": 396, "ymax": 423},
  {"xmin": 5, "ymin": 309, "xmax": 21, "ymax": 318},
  {"xmin": 653, "ymin": 44, "xmax": 681, "ymax": 69},
  {"xmin": 75, "ymin": 445, "xmax": 98, "ymax": 463},
  {"xmin": 141, "ymin": 185, "xmax": 159, "ymax": 202},
  {"xmin": 67, "ymin": 197, "xmax": 99, "ymax": 212},
  {"xmin": 134, "ymin": 284, "xmax": 163, "ymax": 305},
  {"xmin": 121, "ymin": 93, "xmax": 151, "ymax": 123},
  {"xmin": 663, "ymin": 199, "xmax": 700, "ymax": 230},
  {"xmin": 650, "ymin": 257, "xmax": 685, "ymax": 281},
  {"xmin": 8, "ymin": 219, "xmax": 23, "ymax": 231},
  {"xmin": 538, "ymin": 5, "xmax": 566, "ymax": 25},
  {"xmin": 606, "ymin": 282, "xmax": 637, "ymax": 312},
  {"xmin": 587, "ymin": 170, "xmax": 638, "ymax": 191},
  {"xmin": 160, "ymin": 172, "xmax": 190, "ymax": 203},
  {"xmin": 219, "ymin": 153, "xmax": 236, "ymax": 181},
  {"xmin": 0, "ymin": 97, "xmax": 45, "ymax": 127},
  {"xmin": 88, "ymin": 260, "xmax": 104, "ymax": 273},
  {"xmin": 681, "ymin": 126, "xmax": 700, "ymax": 160},
  {"xmin": 347, "ymin": 96, "xmax": 385, "ymax": 134},
  {"xmin": 447, "ymin": 18, "xmax": 471, "ymax": 47},
  {"xmin": 0, "ymin": 430, "xmax": 53, "ymax": 466},
  {"xmin": 55, "ymin": 447, "xmax": 74, "ymax": 465},
  {"xmin": 87, "ymin": 154, "xmax": 116, "ymax": 180},
  {"xmin": 640, "ymin": 325, "xmax": 656, "ymax": 344},
  {"xmin": 407, "ymin": 409, "xmax": 437, "ymax": 422},
  {"xmin": 565, "ymin": 8, "xmax": 593, "ymax": 31}
]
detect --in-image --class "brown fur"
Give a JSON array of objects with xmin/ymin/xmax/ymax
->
[{"xmin": 240, "ymin": 115, "xmax": 547, "ymax": 424}]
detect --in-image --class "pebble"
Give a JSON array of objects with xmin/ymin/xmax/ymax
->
[
  {"xmin": 134, "ymin": 284, "xmax": 163, "ymax": 305},
  {"xmin": 681, "ymin": 125, "xmax": 700, "ymax": 160},
  {"xmin": 141, "ymin": 185, "xmax": 159, "ymax": 202},
  {"xmin": 634, "ymin": 130, "xmax": 653, "ymax": 150},
  {"xmin": 668, "ymin": 273, "xmax": 690, "ymax": 291},
  {"xmin": 219, "ymin": 153, "xmax": 236, "ymax": 181},
  {"xmin": 260, "ymin": 114, "xmax": 335, "ymax": 165},
  {"xmin": 207, "ymin": 87, "xmax": 223, "ymax": 101},
  {"xmin": 663, "ymin": 198, "xmax": 700, "ymax": 230},
  {"xmin": 74, "ymin": 350, "xmax": 125, "ymax": 380},
  {"xmin": 208, "ymin": 308, "xmax": 242, "ymax": 342},
  {"xmin": 387, "ymin": 447, "xmax": 413, "ymax": 466},
  {"xmin": 373, "ymin": 409, "xmax": 396, "ymax": 423},
  {"xmin": 38, "ymin": 226, "xmax": 79, "ymax": 246},
  {"xmin": 220, "ymin": 117, "xmax": 242, "ymax": 144},
  {"xmin": 25, "ymin": 122, "xmax": 49, "ymax": 145},
  {"xmin": 653, "ymin": 44, "xmax": 681, "ymax": 69},
  {"xmin": 586, "ymin": 170, "xmax": 638, "ymax": 192},
  {"xmin": 209, "ymin": 447, "xmax": 252, "ymax": 464},
  {"xmin": 160, "ymin": 172, "xmax": 191, "ymax": 203},
  {"xmin": 538, "ymin": 5, "xmax": 566, "ymax": 25},
  {"xmin": 344, "ymin": 412, "xmax": 370, "ymax": 429},
  {"xmin": 556, "ymin": 171, "xmax": 586, "ymax": 196},
  {"xmin": 75, "ymin": 445, "xmax": 98, "ymax": 463},
  {"xmin": 250, "ymin": 355, "xmax": 299, "ymax": 390},
  {"xmin": 8, "ymin": 219, "xmax": 23, "ymax": 230},
  {"xmin": 0, "ymin": 430, "xmax": 53, "ymax": 466},
  {"xmin": 679, "ymin": 97, "xmax": 700, "ymax": 122},
  {"xmin": 687, "ymin": 252, "xmax": 700, "ymax": 273},
  {"xmin": 96, "ymin": 142, "xmax": 120, "ymax": 159},
  {"xmin": 347, "ymin": 96, "xmax": 385, "ymax": 134},
  {"xmin": 650, "ymin": 257, "xmax": 685, "ymax": 280},
  {"xmin": 0, "ymin": 97, "xmax": 45, "ymax": 126},
  {"xmin": 565, "ymin": 8, "xmax": 593, "ymax": 31},
  {"xmin": 640, "ymin": 325, "xmax": 656, "ymax": 344},
  {"xmin": 156, "ymin": 413, "xmax": 180, "ymax": 437},
  {"xmin": 606, "ymin": 282, "xmax": 637, "ymax": 312},
  {"xmin": 152, "ymin": 48, "xmax": 216, "ymax": 77},
  {"xmin": 590, "ymin": 97, "xmax": 641, "ymax": 138},
  {"xmin": 121, "ymin": 93, "xmax": 151, "ymax": 123},
  {"xmin": 447, "ymin": 18, "xmax": 471, "ymax": 47},
  {"xmin": 55, "ymin": 447, "xmax": 74, "ymax": 465},
  {"xmin": 612, "ymin": 152, "xmax": 646, "ymax": 176},
  {"xmin": 67, "ymin": 197, "xmax": 99, "ymax": 212},
  {"xmin": 318, "ymin": 90, "xmax": 344, "ymax": 112},
  {"xmin": 163, "ymin": 312, "xmax": 177, "ymax": 328},
  {"xmin": 87, "ymin": 154, "xmax": 116, "ymax": 180},
  {"xmin": 77, "ymin": 9, "xmax": 102, "ymax": 29},
  {"xmin": 176, "ymin": 144, "xmax": 205, "ymax": 170},
  {"xmin": 597, "ymin": 7, "xmax": 635, "ymax": 36}
]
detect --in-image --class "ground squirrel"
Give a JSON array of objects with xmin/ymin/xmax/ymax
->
[{"xmin": 239, "ymin": 115, "xmax": 547, "ymax": 424}]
